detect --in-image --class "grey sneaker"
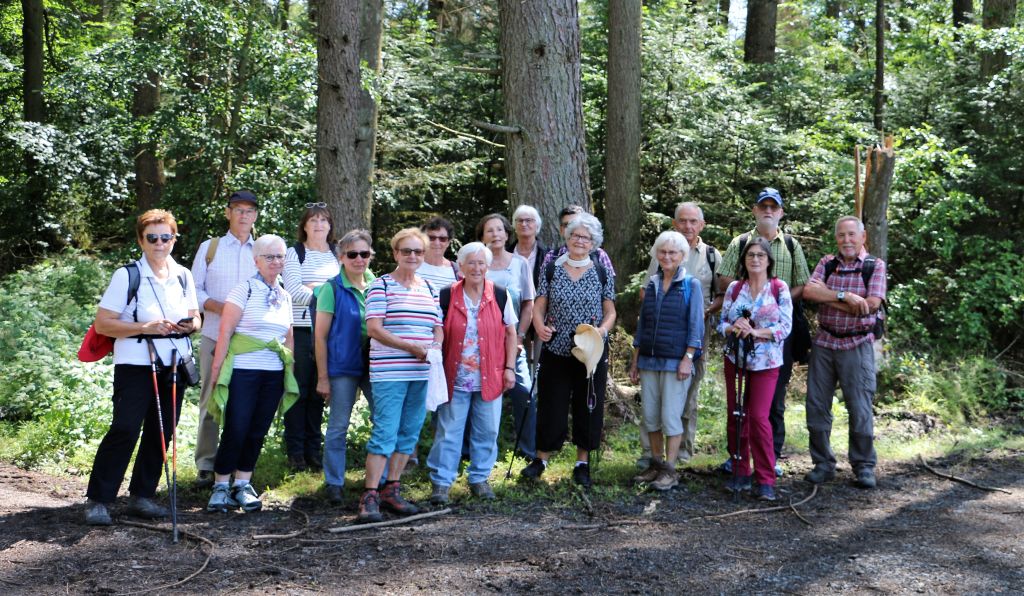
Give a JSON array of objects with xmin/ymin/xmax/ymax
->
[
  {"xmin": 430, "ymin": 483, "xmax": 451, "ymax": 505},
  {"xmin": 207, "ymin": 484, "xmax": 239, "ymax": 513},
  {"xmin": 232, "ymin": 483, "xmax": 262, "ymax": 512},
  {"xmin": 84, "ymin": 500, "xmax": 112, "ymax": 526},
  {"xmin": 804, "ymin": 466, "xmax": 836, "ymax": 485},
  {"xmin": 469, "ymin": 481, "xmax": 496, "ymax": 500},
  {"xmin": 126, "ymin": 496, "xmax": 169, "ymax": 519}
]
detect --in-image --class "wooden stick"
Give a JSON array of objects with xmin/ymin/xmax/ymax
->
[
  {"xmin": 116, "ymin": 520, "xmax": 215, "ymax": 595},
  {"xmin": 471, "ymin": 119, "xmax": 521, "ymax": 135},
  {"xmin": 425, "ymin": 119, "xmax": 504, "ymax": 148},
  {"xmin": 683, "ymin": 484, "xmax": 818, "ymax": 522},
  {"xmin": 918, "ymin": 455, "xmax": 1013, "ymax": 494},
  {"xmin": 854, "ymin": 144, "xmax": 862, "ymax": 219},
  {"xmin": 454, "ymin": 66, "xmax": 501, "ymax": 75},
  {"xmin": 327, "ymin": 508, "xmax": 452, "ymax": 533},
  {"xmin": 252, "ymin": 504, "xmax": 312, "ymax": 541}
]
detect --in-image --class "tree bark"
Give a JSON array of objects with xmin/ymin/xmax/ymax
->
[
  {"xmin": 132, "ymin": 8, "xmax": 164, "ymax": 212},
  {"xmin": 953, "ymin": 0, "xmax": 973, "ymax": 28},
  {"xmin": 719, "ymin": 0, "xmax": 731, "ymax": 26},
  {"xmin": 604, "ymin": 0, "xmax": 642, "ymax": 288},
  {"xmin": 862, "ymin": 144, "xmax": 895, "ymax": 262},
  {"xmin": 316, "ymin": 0, "xmax": 383, "ymax": 233},
  {"xmin": 980, "ymin": 0, "xmax": 1017, "ymax": 77},
  {"xmin": 499, "ymin": 0, "xmax": 592, "ymax": 247},
  {"xmin": 825, "ymin": 0, "xmax": 843, "ymax": 18},
  {"xmin": 21, "ymin": 0, "xmax": 47, "ymax": 254},
  {"xmin": 873, "ymin": 0, "xmax": 885, "ymax": 134},
  {"xmin": 744, "ymin": 0, "xmax": 778, "ymax": 64}
]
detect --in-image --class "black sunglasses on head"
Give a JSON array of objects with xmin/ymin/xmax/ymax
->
[{"xmin": 306, "ymin": 202, "xmax": 327, "ymax": 209}]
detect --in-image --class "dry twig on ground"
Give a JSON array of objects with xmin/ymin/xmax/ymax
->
[
  {"xmin": 115, "ymin": 520, "xmax": 215, "ymax": 595},
  {"xmin": 327, "ymin": 508, "xmax": 452, "ymax": 533},
  {"xmin": 683, "ymin": 484, "xmax": 819, "ymax": 523},
  {"xmin": 918, "ymin": 455, "xmax": 1013, "ymax": 495},
  {"xmin": 252, "ymin": 504, "xmax": 312, "ymax": 540}
]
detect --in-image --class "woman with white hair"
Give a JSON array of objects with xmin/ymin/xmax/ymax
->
[
  {"xmin": 426, "ymin": 242, "xmax": 518, "ymax": 504},
  {"xmin": 207, "ymin": 234, "xmax": 298, "ymax": 513},
  {"xmin": 524, "ymin": 213, "xmax": 616, "ymax": 488},
  {"xmin": 628, "ymin": 231, "xmax": 704, "ymax": 491}
]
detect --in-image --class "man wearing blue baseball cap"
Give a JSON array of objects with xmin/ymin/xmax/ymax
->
[{"xmin": 716, "ymin": 187, "xmax": 810, "ymax": 479}]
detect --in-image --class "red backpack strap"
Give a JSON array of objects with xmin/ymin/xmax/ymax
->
[
  {"xmin": 730, "ymin": 280, "xmax": 743, "ymax": 302},
  {"xmin": 770, "ymin": 277, "xmax": 784, "ymax": 302}
]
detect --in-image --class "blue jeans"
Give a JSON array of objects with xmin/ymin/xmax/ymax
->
[
  {"xmin": 365, "ymin": 380, "xmax": 428, "ymax": 456},
  {"xmin": 428, "ymin": 390, "xmax": 502, "ymax": 486},
  {"xmin": 323, "ymin": 374, "xmax": 373, "ymax": 487}
]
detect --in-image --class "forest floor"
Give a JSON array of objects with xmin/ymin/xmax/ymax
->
[{"xmin": 2, "ymin": 446, "xmax": 1023, "ymax": 595}]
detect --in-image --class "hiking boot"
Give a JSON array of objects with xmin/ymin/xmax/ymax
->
[
  {"xmin": 519, "ymin": 458, "xmax": 546, "ymax": 480},
  {"xmin": 804, "ymin": 466, "xmax": 836, "ymax": 485},
  {"xmin": 84, "ymin": 500, "xmax": 112, "ymax": 526},
  {"xmin": 651, "ymin": 467, "xmax": 680, "ymax": 492},
  {"xmin": 854, "ymin": 468, "xmax": 877, "ymax": 489},
  {"xmin": 325, "ymin": 484, "xmax": 344, "ymax": 505},
  {"xmin": 633, "ymin": 461, "xmax": 663, "ymax": 484},
  {"xmin": 232, "ymin": 483, "xmax": 262, "ymax": 512},
  {"xmin": 429, "ymin": 483, "xmax": 451, "ymax": 505},
  {"xmin": 572, "ymin": 463, "xmax": 592, "ymax": 488},
  {"xmin": 207, "ymin": 484, "xmax": 239, "ymax": 513},
  {"xmin": 306, "ymin": 452, "xmax": 323, "ymax": 472},
  {"xmin": 380, "ymin": 482, "xmax": 419, "ymax": 515},
  {"xmin": 469, "ymin": 481, "xmax": 496, "ymax": 500},
  {"xmin": 126, "ymin": 496, "xmax": 169, "ymax": 519},
  {"xmin": 756, "ymin": 484, "xmax": 777, "ymax": 502},
  {"xmin": 357, "ymin": 490, "xmax": 383, "ymax": 523},
  {"xmin": 718, "ymin": 458, "xmax": 733, "ymax": 475},
  {"xmin": 194, "ymin": 470, "xmax": 215, "ymax": 490},
  {"xmin": 724, "ymin": 474, "xmax": 752, "ymax": 494},
  {"xmin": 287, "ymin": 454, "xmax": 307, "ymax": 472}
]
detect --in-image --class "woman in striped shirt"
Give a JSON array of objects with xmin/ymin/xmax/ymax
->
[
  {"xmin": 282, "ymin": 203, "xmax": 340, "ymax": 472},
  {"xmin": 358, "ymin": 228, "xmax": 443, "ymax": 523}
]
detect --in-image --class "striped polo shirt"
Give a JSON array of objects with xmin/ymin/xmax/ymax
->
[
  {"xmin": 283, "ymin": 245, "xmax": 340, "ymax": 327},
  {"xmin": 365, "ymin": 273, "xmax": 442, "ymax": 382}
]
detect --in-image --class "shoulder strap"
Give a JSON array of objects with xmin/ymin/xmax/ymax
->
[
  {"xmin": 681, "ymin": 275, "xmax": 692, "ymax": 306},
  {"xmin": 439, "ymin": 286, "xmax": 451, "ymax": 319},
  {"xmin": 784, "ymin": 233, "xmax": 795, "ymax": 258},
  {"xmin": 730, "ymin": 280, "xmax": 742, "ymax": 302},
  {"xmin": 493, "ymin": 283, "xmax": 508, "ymax": 313},
  {"xmin": 705, "ymin": 245, "xmax": 717, "ymax": 273},
  {"xmin": 545, "ymin": 259, "xmax": 556, "ymax": 287},
  {"xmin": 295, "ymin": 243, "xmax": 306, "ymax": 265},
  {"xmin": 125, "ymin": 262, "xmax": 142, "ymax": 321},
  {"xmin": 770, "ymin": 277, "xmax": 784, "ymax": 302},
  {"xmin": 823, "ymin": 256, "xmax": 840, "ymax": 283},
  {"xmin": 450, "ymin": 259, "xmax": 461, "ymax": 279},
  {"xmin": 590, "ymin": 250, "xmax": 608, "ymax": 287},
  {"xmin": 205, "ymin": 237, "xmax": 220, "ymax": 267},
  {"xmin": 737, "ymin": 233, "xmax": 750, "ymax": 257},
  {"xmin": 861, "ymin": 255, "xmax": 876, "ymax": 288}
]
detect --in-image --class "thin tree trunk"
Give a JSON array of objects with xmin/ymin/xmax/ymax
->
[
  {"xmin": 316, "ymin": 0, "xmax": 383, "ymax": 233},
  {"xmin": 873, "ymin": 0, "xmax": 885, "ymax": 134},
  {"xmin": 280, "ymin": 0, "xmax": 290, "ymax": 30},
  {"xmin": 953, "ymin": 0, "xmax": 973, "ymax": 27},
  {"xmin": 499, "ymin": 0, "xmax": 591, "ymax": 247},
  {"xmin": 604, "ymin": 0, "xmax": 642, "ymax": 288},
  {"xmin": 862, "ymin": 143, "xmax": 894, "ymax": 262},
  {"xmin": 132, "ymin": 8, "xmax": 164, "ymax": 212},
  {"xmin": 21, "ymin": 0, "xmax": 47, "ymax": 253},
  {"xmin": 719, "ymin": 0, "xmax": 731, "ymax": 26},
  {"xmin": 744, "ymin": 0, "xmax": 778, "ymax": 64},
  {"xmin": 980, "ymin": 0, "xmax": 1017, "ymax": 77},
  {"xmin": 826, "ymin": 0, "xmax": 843, "ymax": 18}
]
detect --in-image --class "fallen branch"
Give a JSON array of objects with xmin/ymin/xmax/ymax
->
[
  {"xmin": 116, "ymin": 520, "xmax": 215, "ymax": 595},
  {"xmin": 425, "ymin": 119, "xmax": 504, "ymax": 148},
  {"xmin": 683, "ymin": 484, "xmax": 818, "ymax": 522},
  {"xmin": 252, "ymin": 504, "xmax": 312, "ymax": 541},
  {"xmin": 788, "ymin": 495, "xmax": 813, "ymax": 526},
  {"xmin": 327, "ymin": 508, "xmax": 452, "ymax": 533},
  {"xmin": 471, "ymin": 120, "xmax": 521, "ymax": 135},
  {"xmin": 918, "ymin": 455, "xmax": 1013, "ymax": 495},
  {"xmin": 453, "ymin": 66, "xmax": 500, "ymax": 75}
]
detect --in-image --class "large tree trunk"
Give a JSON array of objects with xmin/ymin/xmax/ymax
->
[
  {"xmin": 744, "ymin": 0, "xmax": 778, "ymax": 64},
  {"xmin": 132, "ymin": 8, "xmax": 164, "ymax": 212},
  {"xmin": 604, "ymin": 0, "xmax": 642, "ymax": 288},
  {"xmin": 873, "ymin": 0, "xmax": 885, "ymax": 133},
  {"xmin": 499, "ymin": 0, "xmax": 591, "ymax": 247},
  {"xmin": 316, "ymin": 0, "xmax": 383, "ymax": 233},
  {"xmin": 980, "ymin": 0, "xmax": 1017, "ymax": 77}
]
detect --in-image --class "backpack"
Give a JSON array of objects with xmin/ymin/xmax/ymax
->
[
  {"xmin": 822, "ymin": 255, "xmax": 886, "ymax": 339},
  {"xmin": 730, "ymin": 276, "xmax": 784, "ymax": 303},
  {"xmin": 544, "ymin": 250, "xmax": 609, "ymax": 289},
  {"xmin": 705, "ymin": 245, "xmax": 720, "ymax": 299},
  {"xmin": 439, "ymin": 283, "xmax": 509, "ymax": 320},
  {"xmin": 308, "ymin": 276, "xmax": 336, "ymax": 340}
]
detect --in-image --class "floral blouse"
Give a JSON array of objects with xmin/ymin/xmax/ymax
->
[{"xmin": 718, "ymin": 279, "xmax": 793, "ymax": 371}]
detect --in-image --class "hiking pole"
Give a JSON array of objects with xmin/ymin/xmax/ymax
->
[
  {"xmin": 170, "ymin": 348, "xmax": 179, "ymax": 544},
  {"xmin": 731, "ymin": 309, "xmax": 752, "ymax": 503},
  {"xmin": 145, "ymin": 340, "xmax": 173, "ymax": 536},
  {"xmin": 505, "ymin": 356, "xmax": 539, "ymax": 480}
]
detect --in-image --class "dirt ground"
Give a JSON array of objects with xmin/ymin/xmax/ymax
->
[{"xmin": 2, "ymin": 450, "xmax": 1023, "ymax": 595}]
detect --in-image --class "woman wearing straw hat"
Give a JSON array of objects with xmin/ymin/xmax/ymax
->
[{"xmin": 522, "ymin": 213, "xmax": 616, "ymax": 488}]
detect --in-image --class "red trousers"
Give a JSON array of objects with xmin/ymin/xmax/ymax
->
[{"xmin": 724, "ymin": 359, "xmax": 780, "ymax": 487}]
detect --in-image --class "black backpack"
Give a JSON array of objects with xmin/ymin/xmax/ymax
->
[
  {"xmin": 823, "ymin": 255, "xmax": 886, "ymax": 339},
  {"xmin": 123, "ymin": 261, "xmax": 188, "ymax": 322}
]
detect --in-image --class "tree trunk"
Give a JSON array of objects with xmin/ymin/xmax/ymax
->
[
  {"xmin": 953, "ymin": 0, "xmax": 973, "ymax": 28},
  {"xmin": 825, "ymin": 0, "xmax": 843, "ymax": 18},
  {"xmin": 499, "ymin": 0, "xmax": 592, "ymax": 247},
  {"xmin": 132, "ymin": 8, "xmax": 164, "ymax": 212},
  {"xmin": 604, "ymin": 0, "xmax": 642, "ymax": 288},
  {"xmin": 873, "ymin": 0, "xmax": 885, "ymax": 134},
  {"xmin": 280, "ymin": 0, "xmax": 290, "ymax": 30},
  {"xmin": 316, "ymin": 0, "xmax": 383, "ymax": 233},
  {"xmin": 719, "ymin": 0, "xmax": 731, "ymax": 26},
  {"xmin": 21, "ymin": 0, "xmax": 47, "ymax": 254},
  {"xmin": 980, "ymin": 0, "xmax": 1017, "ymax": 77},
  {"xmin": 744, "ymin": 0, "xmax": 778, "ymax": 64},
  {"xmin": 862, "ymin": 143, "xmax": 894, "ymax": 263}
]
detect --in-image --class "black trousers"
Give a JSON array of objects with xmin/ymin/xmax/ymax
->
[
  {"xmin": 535, "ymin": 348, "xmax": 608, "ymax": 453},
  {"xmin": 87, "ymin": 364, "xmax": 183, "ymax": 503},
  {"xmin": 283, "ymin": 327, "xmax": 325, "ymax": 460},
  {"xmin": 769, "ymin": 334, "xmax": 794, "ymax": 458},
  {"xmin": 215, "ymin": 368, "xmax": 284, "ymax": 475}
]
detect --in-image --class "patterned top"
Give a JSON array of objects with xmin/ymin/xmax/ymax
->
[
  {"xmin": 365, "ymin": 274, "xmax": 443, "ymax": 382},
  {"xmin": 811, "ymin": 250, "xmax": 887, "ymax": 351},
  {"xmin": 283, "ymin": 245, "xmax": 340, "ymax": 328},
  {"xmin": 453, "ymin": 290, "xmax": 518, "ymax": 392},
  {"xmin": 191, "ymin": 233, "xmax": 256, "ymax": 341},
  {"xmin": 486, "ymin": 253, "xmax": 536, "ymax": 317},
  {"xmin": 537, "ymin": 263, "xmax": 616, "ymax": 357},
  {"xmin": 539, "ymin": 246, "xmax": 617, "ymax": 278},
  {"xmin": 719, "ymin": 229, "xmax": 810, "ymax": 288},
  {"xmin": 225, "ymin": 276, "xmax": 294, "ymax": 371},
  {"xmin": 718, "ymin": 279, "xmax": 793, "ymax": 371}
]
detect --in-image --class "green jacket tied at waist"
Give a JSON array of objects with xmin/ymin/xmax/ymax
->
[{"xmin": 209, "ymin": 332, "xmax": 299, "ymax": 425}]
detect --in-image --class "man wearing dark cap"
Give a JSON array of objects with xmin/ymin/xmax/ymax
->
[
  {"xmin": 717, "ymin": 187, "xmax": 810, "ymax": 477},
  {"xmin": 189, "ymin": 190, "xmax": 259, "ymax": 488}
]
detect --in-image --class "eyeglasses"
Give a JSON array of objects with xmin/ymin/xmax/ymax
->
[
  {"xmin": 231, "ymin": 207, "xmax": 257, "ymax": 216},
  {"xmin": 515, "ymin": 218, "xmax": 536, "ymax": 225},
  {"xmin": 145, "ymin": 233, "xmax": 177, "ymax": 244},
  {"xmin": 345, "ymin": 250, "xmax": 373, "ymax": 260},
  {"xmin": 746, "ymin": 252, "xmax": 769, "ymax": 260},
  {"xmin": 570, "ymin": 233, "xmax": 593, "ymax": 244},
  {"xmin": 398, "ymin": 248, "xmax": 425, "ymax": 256},
  {"xmin": 260, "ymin": 254, "xmax": 286, "ymax": 262},
  {"xmin": 427, "ymin": 235, "xmax": 449, "ymax": 243},
  {"xmin": 305, "ymin": 202, "xmax": 327, "ymax": 209}
]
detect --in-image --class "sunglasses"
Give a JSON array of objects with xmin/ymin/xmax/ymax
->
[
  {"xmin": 345, "ymin": 250, "xmax": 373, "ymax": 260},
  {"xmin": 305, "ymin": 202, "xmax": 327, "ymax": 209},
  {"xmin": 427, "ymin": 235, "xmax": 450, "ymax": 242},
  {"xmin": 398, "ymin": 248, "xmax": 425, "ymax": 256},
  {"xmin": 145, "ymin": 233, "xmax": 177, "ymax": 244}
]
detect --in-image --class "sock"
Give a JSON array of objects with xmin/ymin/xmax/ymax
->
[
  {"xmin": 213, "ymin": 481, "xmax": 229, "ymax": 490},
  {"xmin": 233, "ymin": 479, "xmax": 249, "ymax": 488},
  {"xmin": 575, "ymin": 461, "xmax": 588, "ymax": 468}
]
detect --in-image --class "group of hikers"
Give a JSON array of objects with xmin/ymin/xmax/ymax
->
[{"xmin": 81, "ymin": 187, "xmax": 886, "ymax": 526}]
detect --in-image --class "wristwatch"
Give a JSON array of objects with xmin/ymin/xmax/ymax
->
[
  {"xmin": 685, "ymin": 352, "xmax": 694, "ymax": 360},
  {"xmin": 836, "ymin": 291, "xmax": 846, "ymax": 302}
]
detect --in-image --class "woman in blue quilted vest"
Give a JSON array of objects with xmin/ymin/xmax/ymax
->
[{"xmin": 629, "ymin": 231, "xmax": 704, "ymax": 492}]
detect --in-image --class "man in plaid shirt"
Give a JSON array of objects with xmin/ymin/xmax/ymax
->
[{"xmin": 802, "ymin": 216, "xmax": 887, "ymax": 489}]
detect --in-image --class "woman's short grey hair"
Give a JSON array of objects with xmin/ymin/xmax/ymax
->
[
  {"xmin": 649, "ymin": 230, "xmax": 690, "ymax": 259},
  {"xmin": 563, "ymin": 213, "xmax": 604, "ymax": 249},
  {"xmin": 457, "ymin": 241, "xmax": 492, "ymax": 266},
  {"xmin": 512, "ymin": 205, "xmax": 542, "ymax": 228},
  {"xmin": 254, "ymin": 234, "xmax": 286, "ymax": 257},
  {"xmin": 338, "ymin": 228, "xmax": 373, "ymax": 253}
]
